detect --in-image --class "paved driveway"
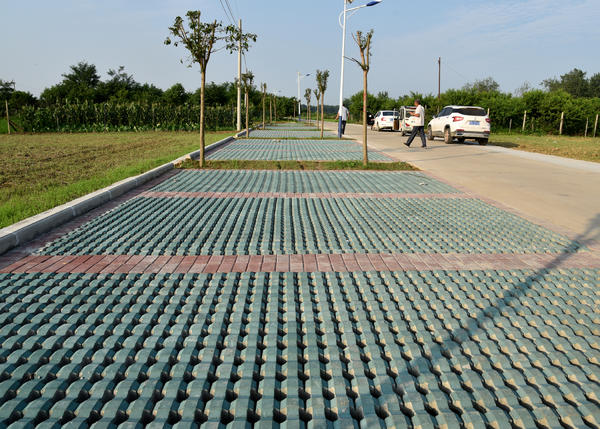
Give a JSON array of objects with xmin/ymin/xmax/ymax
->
[{"xmin": 330, "ymin": 122, "xmax": 600, "ymax": 245}]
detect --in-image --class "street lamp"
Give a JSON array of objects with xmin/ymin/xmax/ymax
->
[
  {"xmin": 337, "ymin": 0, "xmax": 382, "ymax": 137},
  {"xmin": 297, "ymin": 72, "xmax": 310, "ymax": 122}
]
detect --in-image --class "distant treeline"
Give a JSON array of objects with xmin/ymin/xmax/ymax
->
[
  {"xmin": 1, "ymin": 62, "xmax": 298, "ymax": 131},
  {"xmin": 3, "ymin": 64, "xmax": 600, "ymax": 134},
  {"xmin": 344, "ymin": 70, "xmax": 600, "ymax": 135}
]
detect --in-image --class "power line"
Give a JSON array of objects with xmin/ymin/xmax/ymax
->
[
  {"xmin": 224, "ymin": 0, "xmax": 237, "ymax": 23},
  {"xmin": 231, "ymin": 0, "xmax": 241, "ymax": 22},
  {"xmin": 218, "ymin": 0, "xmax": 235, "ymax": 26}
]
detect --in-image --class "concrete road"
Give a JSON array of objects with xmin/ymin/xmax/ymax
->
[{"xmin": 329, "ymin": 122, "xmax": 600, "ymax": 243}]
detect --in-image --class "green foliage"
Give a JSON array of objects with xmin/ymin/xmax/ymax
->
[
  {"xmin": 542, "ymin": 68, "xmax": 595, "ymax": 98},
  {"xmin": 462, "ymin": 77, "xmax": 500, "ymax": 93},
  {"xmin": 165, "ymin": 10, "xmax": 256, "ymax": 73},
  {"xmin": 17, "ymin": 102, "xmax": 262, "ymax": 132},
  {"xmin": 304, "ymin": 88, "xmax": 312, "ymax": 106},
  {"xmin": 163, "ymin": 84, "xmax": 189, "ymax": 105},
  {"xmin": 316, "ymin": 70, "xmax": 330, "ymax": 95},
  {"xmin": 344, "ymin": 87, "xmax": 600, "ymax": 135}
]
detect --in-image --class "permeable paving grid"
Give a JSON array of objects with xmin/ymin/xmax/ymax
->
[
  {"xmin": 248, "ymin": 130, "xmax": 337, "ymax": 138},
  {"xmin": 150, "ymin": 170, "xmax": 460, "ymax": 194},
  {"xmin": 37, "ymin": 196, "xmax": 578, "ymax": 256},
  {"xmin": 0, "ymin": 270, "xmax": 598, "ymax": 428},
  {"xmin": 1, "ymin": 169, "xmax": 599, "ymax": 428},
  {"xmin": 207, "ymin": 139, "xmax": 392, "ymax": 161},
  {"xmin": 266, "ymin": 123, "xmax": 319, "ymax": 130}
]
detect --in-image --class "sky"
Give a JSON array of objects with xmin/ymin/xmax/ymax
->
[{"xmin": 2, "ymin": 0, "xmax": 600, "ymax": 104}]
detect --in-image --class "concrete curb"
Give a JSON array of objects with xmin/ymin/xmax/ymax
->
[{"xmin": 0, "ymin": 133, "xmax": 237, "ymax": 256}]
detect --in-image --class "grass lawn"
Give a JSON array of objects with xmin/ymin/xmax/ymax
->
[
  {"xmin": 0, "ymin": 131, "xmax": 232, "ymax": 228},
  {"xmin": 177, "ymin": 159, "xmax": 416, "ymax": 171},
  {"xmin": 489, "ymin": 133, "xmax": 600, "ymax": 163}
]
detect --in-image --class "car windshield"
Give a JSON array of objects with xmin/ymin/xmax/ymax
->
[
  {"xmin": 382, "ymin": 111, "xmax": 395, "ymax": 116},
  {"xmin": 454, "ymin": 107, "xmax": 487, "ymax": 116}
]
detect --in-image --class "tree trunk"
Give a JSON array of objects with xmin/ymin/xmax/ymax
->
[
  {"xmin": 245, "ymin": 90, "xmax": 249, "ymax": 137},
  {"xmin": 199, "ymin": 70, "xmax": 206, "ymax": 167},
  {"xmin": 362, "ymin": 70, "xmax": 368, "ymax": 166},
  {"xmin": 321, "ymin": 93, "xmax": 325, "ymax": 140}
]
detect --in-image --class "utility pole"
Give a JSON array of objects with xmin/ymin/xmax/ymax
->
[
  {"xmin": 559, "ymin": 111, "xmax": 564, "ymax": 135},
  {"xmin": 297, "ymin": 72, "xmax": 301, "ymax": 121},
  {"xmin": 5, "ymin": 100, "xmax": 10, "ymax": 135},
  {"xmin": 236, "ymin": 19, "xmax": 242, "ymax": 132},
  {"xmin": 437, "ymin": 57, "xmax": 441, "ymax": 113}
]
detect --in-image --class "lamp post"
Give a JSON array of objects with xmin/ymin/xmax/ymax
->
[
  {"xmin": 337, "ymin": 0, "xmax": 382, "ymax": 137},
  {"xmin": 297, "ymin": 72, "xmax": 310, "ymax": 122}
]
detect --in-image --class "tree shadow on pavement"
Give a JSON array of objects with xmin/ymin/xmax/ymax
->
[{"xmin": 375, "ymin": 213, "xmax": 600, "ymax": 425}]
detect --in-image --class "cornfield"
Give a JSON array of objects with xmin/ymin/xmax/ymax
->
[{"xmin": 18, "ymin": 102, "xmax": 260, "ymax": 132}]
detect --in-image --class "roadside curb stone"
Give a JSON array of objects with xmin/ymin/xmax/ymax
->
[{"xmin": 0, "ymin": 134, "xmax": 236, "ymax": 255}]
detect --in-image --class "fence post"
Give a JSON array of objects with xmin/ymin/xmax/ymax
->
[
  {"xmin": 585, "ymin": 118, "xmax": 589, "ymax": 138},
  {"xmin": 5, "ymin": 100, "xmax": 10, "ymax": 135},
  {"xmin": 594, "ymin": 114, "xmax": 598, "ymax": 138},
  {"xmin": 522, "ymin": 111, "xmax": 527, "ymax": 132},
  {"xmin": 509, "ymin": 118, "xmax": 512, "ymax": 134},
  {"xmin": 559, "ymin": 111, "xmax": 564, "ymax": 135}
]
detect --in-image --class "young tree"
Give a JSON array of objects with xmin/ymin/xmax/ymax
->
[
  {"xmin": 261, "ymin": 83, "xmax": 267, "ymax": 129},
  {"xmin": 165, "ymin": 10, "xmax": 256, "ymax": 167},
  {"xmin": 239, "ymin": 71, "xmax": 254, "ymax": 137},
  {"xmin": 350, "ymin": 30, "xmax": 373, "ymax": 166},
  {"xmin": 313, "ymin": 88, "xmax": 320, "ymax": 125},
  {"xmin": 304, "ymin": 88, "xmax": 312, "ymax": 123},
  {"xmin": 316, "ymin": 69, "xmax": 330, "ymax": 139}
]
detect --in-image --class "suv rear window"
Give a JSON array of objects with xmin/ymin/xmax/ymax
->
[{"xmin": 453, "ymin": 108, "xmax": 486, "ymax": 116}]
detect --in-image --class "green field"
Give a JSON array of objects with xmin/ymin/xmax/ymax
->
[
  {"xmin": 489, "ymin": 133, "xmax": 600, "ymax": 163},
  {"xmin": 0, "ymin": 131, "xmax": 232, "ymax": 228}
]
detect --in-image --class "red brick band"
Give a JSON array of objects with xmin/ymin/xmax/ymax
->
[
  {"xmin": 2, "ymin": 252, "xmax": 598, "ymax": 274},
  {"xmin": 141, "ymin": 191, "xmax": 470, "ymax": 199}
]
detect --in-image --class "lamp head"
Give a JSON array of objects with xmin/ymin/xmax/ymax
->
[{"xmin": 366, "ymin": 0, "xmax": 382, "ymax": 5}]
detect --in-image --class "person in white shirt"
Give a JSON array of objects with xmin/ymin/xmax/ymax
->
[
  {"xmin": 336, "ymin": 105, "xmax": 350, "ymax": 135},
  {"xmin": 404, "ymin": 99, "xmax": 427, "ymax": 148}
]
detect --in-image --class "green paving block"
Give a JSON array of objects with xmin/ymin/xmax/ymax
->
[
  {"xmin": 39, "ymin": 196, "xmax": 577, "ymax": 256},
  {"xmin": 248, "ymin": 129, "xmax": 337, "ymax": 138},
  {"xmin": 207, "ymin": 138, "xmax": 392, "ymax": 161},
  {"xmin": 0, "ymin": 270, "xmax": 598, "ymax": 427}
]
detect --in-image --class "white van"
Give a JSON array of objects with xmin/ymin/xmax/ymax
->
[{"xmin": 398, "ymin": 106, "xmax": 418, "ymax": 136}]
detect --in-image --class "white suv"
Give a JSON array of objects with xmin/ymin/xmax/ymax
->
[{"xmin": 427, "ymin": 106, "xmax": 490, "ymax": 145}]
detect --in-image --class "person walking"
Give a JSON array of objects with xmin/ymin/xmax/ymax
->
[
  {"xmin": 404, "ymin": 99, "xmax": 427, "ymax": 148},
  {"xmin": 336, "ymin": 105, "xmax": 349, "ymax": 135}
]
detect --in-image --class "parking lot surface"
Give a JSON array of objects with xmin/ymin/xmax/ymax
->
[{"xmin": 0, "ymin": 123, "xmax": 598, "ymax": 428}]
